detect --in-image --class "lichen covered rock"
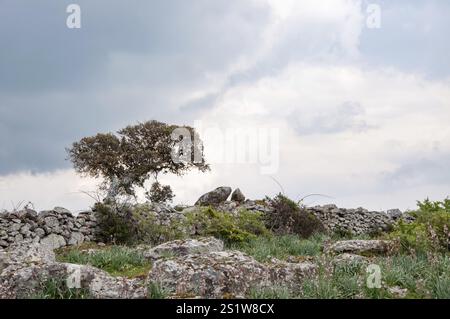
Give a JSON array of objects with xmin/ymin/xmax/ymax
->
[
  {"xmin": 143, "ymin": 237, "xmax": 224, "ymax": 260},
  {"xmin": 195, "ymin": 187, "xmax": 232, "ymax": 206},
  {"xmin": 325, "ymin": 240, "xmax": 395, "ymax": 256}
]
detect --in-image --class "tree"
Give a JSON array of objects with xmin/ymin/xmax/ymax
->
[{"xmin": 67, "ymin": 120, "xmax": 209, "ymax": 203}]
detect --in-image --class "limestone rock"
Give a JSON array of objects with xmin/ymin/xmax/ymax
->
[
  {"xmin": 195, "ymin": 187, "xmax": 232, "ymax": 206},
  {"xmin": 68, "ymin": 232, "xmax": 84, "ymax": 246},
  {"xmin": 40, "ymin": 234, "xmax": 67, "ymax": 250},
  {"xmin": 333, "ymin": 253, "xmax": 369, "ymax": 264},
  {"xmin": 143, "ymin": 237, "xmax": 224, "ymax": 260},
  {"xmin": 231, "ymin": 188, "xmax": 245, "ymax": 203},
  {"xmin": 53, "ymin": 207, "xmax": 72, "ymax": 216},
  {"xmin": 268, "ymin": 259, "xmax": 317, "ymax": 290},
  {"xmin": 148, "ymin": 250, "xmax": 270, "ymax": 298},
  {"xmin": 0, "ymin": 242, "xmax": 145, "ymax": 299},
  {"xmin": 148, "ymin": 250, "xmax": 317, "ymax": 298},
  {"xmin": 325, "ymin": 240, "xmax": 395, "ymax": 256}
]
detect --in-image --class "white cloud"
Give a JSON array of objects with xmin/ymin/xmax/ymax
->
[{"xmin": 195, "ymin": 62, "xmax": 450, "ymax": 210}]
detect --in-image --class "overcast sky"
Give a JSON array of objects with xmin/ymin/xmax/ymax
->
[{"xmin": 1, "ymin": 0, "xmax": 449, "ymax": 212}]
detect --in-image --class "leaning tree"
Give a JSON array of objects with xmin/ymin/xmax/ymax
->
[{"xmin": 67, "ymin": 120, "xmax": 209, "ymax": 203}]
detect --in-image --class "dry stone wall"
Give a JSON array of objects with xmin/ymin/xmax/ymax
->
[{"xmin": 0, "ymin": 207, "xmax": 99, "ymax": 249}]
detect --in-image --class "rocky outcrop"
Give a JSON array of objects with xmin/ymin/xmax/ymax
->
[
  {"xmin": 148, "ymin": 250, "xmax": 317, "ymax": 298},
  {"xmin": 143, "ymin": 237, "xmax": 224, "ymax": 261},
  {"xmin": 325, "ymin": 240, "xmax": 396, "ymax": 256},
  {"xmin": 0, "ymin": 241, "xmax": 146, "ymax": 299},
  {"xmin": 195, "ymin": 187, "xmax": 232, "ymax": 206},
  {"xmin": 0, "ymin": 208, "xmax": 99, "ymax": 249}
]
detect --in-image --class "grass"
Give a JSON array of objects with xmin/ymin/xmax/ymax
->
[
  {"xmin": 30, "ymin": 277, "xmax": 91, "ymax": 299},
  {"xmin": 56, "ymin": 245, "xmax": 152, "ymax": 278},
  {"xmin": 248, "ymin": 286, "xmax": 294, "ymax": 299},
  {"xmin": 245, "ymin": 252, "xmax": 450, "ymax": 299},
  {"xmin": 229, "ymin": 234, "xmax": 325, "ymax": 262},
  {"xmin": 148, "ymin": 282, "xmax": 169, "ymax": 299}
]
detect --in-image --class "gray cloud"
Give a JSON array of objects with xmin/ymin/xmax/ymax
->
[
  {"xmin": 382, "ymin": 152, "xmax": 450, "ymax": 188},
  {"xmin": 0, "ymin": 0, "xmax": 271, "ymax": 174}
]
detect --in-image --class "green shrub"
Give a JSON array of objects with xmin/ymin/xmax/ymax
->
[
  {"xmin": 132, "ymin": 203, "xmax": 185, "ymax": 245},
  {"xmin": 93, "ymin": 202, "xmax": 138, "ymax": 245},
  {"xmin": 185, "ymin": 207, "xmax": 270, "ymax": 244},
  {"xmin": 265, "ymin": 194, "xmax": 326, "ymax": 238},
  {"xmin": 389, "ymin": 198, "xmax": 450, "ymax": 252},
  {"xmin": 94, "ymin": 202, "xmax": 184, "ymax": 245}
]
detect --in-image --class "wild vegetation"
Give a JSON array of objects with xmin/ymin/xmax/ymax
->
[{"xmin": 45, "ymin": 196, "xmax": 450, "ymax": 299}]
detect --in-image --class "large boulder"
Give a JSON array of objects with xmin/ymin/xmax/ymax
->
[
  {"xmin": 231, "ymin": 188, "xmax": 245, "ymax": 203},
  {"xmin": 0, "ymin": 241, "xmax": 147, "ymax": 299},
  {"xmin": 148, "ymin": 250, "xmax": 317, "ymax": 298},
  {"xmin": 148, "ymin": 250, "xmax": 270, "ymax": 298},
  {"xmin": 0, "ymin": 262, "xmax": 146, "ymax": 299},
  {"xmin": 40, "ymin": 234, "xmax": 67, "ymax": 250},
  {"xmin": 143, "ymin": 237, "xmax": 224, "ymax": 261},
  {"xmin": 268, "ymin": 259, "xmax": 317, "ymax": 290},
  {"xmin": 325, "ymin": 240, "xmax": 395, "ymax": 256},
  {"xmin": 195, "ymin": 187, "xmax": 232, "ymax": 206}
]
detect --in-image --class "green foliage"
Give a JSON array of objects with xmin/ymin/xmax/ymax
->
[
  {"xmin": 265, "ymin": 194, "xmax": 326, "ymax": 238},
  {"xmin": 94, "ymin": 202, "xmax": 138, "ymax": 245},
  {"xmin": 248, "ymin": 286, "xmax": 293, "ymax": 299},
  {"xmin": 376, "ymin": 253, "xmax": 450, "ymax": 298},
  {"xmin": 185, "ymin": 207, "xmax": 270, "ymax": 244},
  {"xmin": 56, "ymin": 246, "xmax": 151, "ymax": 278},
  {"xmin": 94, "ymin": 202, "xmax": 185, "ymax": 245},
  {"xmin": 131, "ymin": 203, "xmax": 185, "ymax": 245},
  {"xmin": 148, "ymin": 282, "xmax": 169, "ymax": 299},
  {"xmin": 146, "ymin": 182, "xmax": 175, "ymax": 204},
  {"xmin": 389, "ymin": 198, "xmax": 450, "ymax": 252},
  {"xmin": 231, "ymin": 234, "xmax": 325, "ymax": 262},
  {"xmin": 30, "ymin": 277, "xmax": 91, "ymax": 299},
  {"xmin": 68, "ymin": 120, "xmax": 209, "ymax": 200}
]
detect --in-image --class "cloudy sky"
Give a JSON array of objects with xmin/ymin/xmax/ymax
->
[{"xmin": 1, "ymin": 0, "xmax": 449, "ymax": 212}]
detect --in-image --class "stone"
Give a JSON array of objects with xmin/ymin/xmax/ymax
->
[
  {"xmin": 44, "ymin": 216, "xmax": 59, "ymax": 228},
  {"xmin": 231, "ymin": 188, "xmax": 245, "ymax": 203},
  {"xmin": 9, "ymin": 223, "xmax": 22, "ymax": 232},
  {"xmin": 40, "ymin": 234, "xmax": 66, "ymax": 250},
  {"xmin": 325, "ymin": 240, "xmax": 395, "ymax": 256},
  {"xmin": 143, "ymin": 237, "xmax": 224, "ymax": 260},
  {"xmin": 195, "ymin": 187, "xmax": 232, "ymax": 206},
  {"xmin": 0, "ymin": 250, "xmax": 7, "ymax": 273},
  {"xmin": 387, "ymin": 286, "xmax": 408, "ymax": 298},
  {"xmin": 34, "ymin": 228, "xmax": 46, "ymax": 238},
  {"xmin": 268, "ymin": 259, "xmax": 317, "ymax": 290},
  {"xmin": 386, "ymin": 209, "xmax": 402, "ymax": 220},
  {"xmin": 148, "ymin": 250, "xmax": 317, "ymax": 298},
  {"xmin": 68, "ymin": 232, "xmax": 84, "ymax": 246},
  {"xmin": 0, "ymin": 242, "xmax": 146, "ymax": 299},
  {"xmin": 148, "ymin": 250, "xmax": 270, "ymax": 298},
  {"xmin": 333, "ymin": 253, "xmax": 369, "ymax": 264},
  {"xmin": 53, "ymin": 207, "xmax": 72, "ymax": 216}
]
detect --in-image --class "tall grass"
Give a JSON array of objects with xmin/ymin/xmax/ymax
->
[
  {"xmin": 56, "ymin": 246, "xmax": 151, "ymax": 278},
  {"xmin": 229, "ymin": 234, "xmax": 326, "ymax": 262}
]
